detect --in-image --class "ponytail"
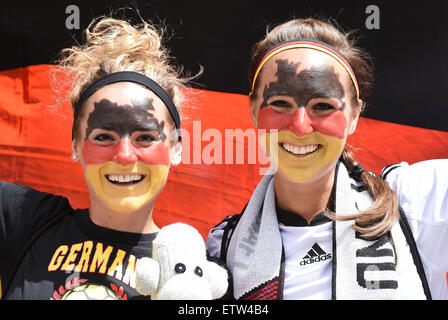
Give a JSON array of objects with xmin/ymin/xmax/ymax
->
[{"xmin": 327, "ymin": 149, "xmax": 400, "ymax": 240}]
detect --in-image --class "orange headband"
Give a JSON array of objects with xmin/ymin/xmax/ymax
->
[{"xmin": 251, "ymin": 40, "xmax": 360, "ymax": 100}]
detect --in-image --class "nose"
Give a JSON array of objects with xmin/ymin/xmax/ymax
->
[
  {"xmin": 287, "ymin": 107, "xmax": 314, "ymax": 137},
  {"xmin": 113, "ymin": 138, "xmax": 138, "ymax": 166}
]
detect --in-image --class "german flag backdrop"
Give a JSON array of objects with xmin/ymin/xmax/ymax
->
[{"xmin": 1, "ymin": 1, "xmax": 447, "ymax": 288}]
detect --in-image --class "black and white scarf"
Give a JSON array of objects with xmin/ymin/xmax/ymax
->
[{"xmin": 226, "ymin": 162, "xmax": 401, "ymax": 300}]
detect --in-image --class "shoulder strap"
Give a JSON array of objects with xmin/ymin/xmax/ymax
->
[
  {"xmin": 220, "ymin": 204, "xmax": 246, "ymax": 264},
  {"xmin": 2, "ymin": 211, "xmax": 69, "ymax": 299},
  {"xmin": 398, "ymin": 207, "xmax": 432, "ymax": 300}
]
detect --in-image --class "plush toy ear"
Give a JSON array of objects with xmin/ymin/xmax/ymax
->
[
  {"xmin": 135, "ymin": 257, "xmax": 160, "ymax": 296},
  {"xmin": 205, "ymin": 261, "xmax": 229, "ymax": 299}
]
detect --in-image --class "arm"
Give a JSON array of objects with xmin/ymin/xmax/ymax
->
[
  {"xmin": 384, "ymin": 159, "xmax": 448, "ymax": 276},
  {"xmin": 0, "ymin": 181, "xmax": 71, "ymax": 297}
]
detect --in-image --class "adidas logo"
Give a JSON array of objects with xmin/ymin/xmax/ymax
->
[{"xmin": 299, "ymin": 243, "xmax": 332, "ymax": 266}]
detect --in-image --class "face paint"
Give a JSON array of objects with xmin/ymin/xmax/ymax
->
[
  {"xmin": 258, "ymin": 107, "xmax": 347, "ymax": 140},
  {"xmin": 257, "ymin": 59, "xmax": 350, "ymax": 182},
  {"xmin": 85, "ymin": 98, "xmax": 166, "ymax": 141},
  {"xmin": 81, "ymin": 98, "xmax": 171, "ymax": 213},
  {"xmin": 261, "ymin": 59, "xmax": 345, "ymax": 111},
  {"xmin": 82, "ymin": 137, "xmax": 170, "ymax": 166},
  {"xmin": 84, "ymin": 160, "xmax": 169, "ymax": 213},
  {"xmin": 259, "ymin": 129, "xmax": 346, "ymax": 182}
]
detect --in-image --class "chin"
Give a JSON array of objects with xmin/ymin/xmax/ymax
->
[
  {"xmin": 276, "ymin": 162, "xmax": 337, "ymax": 184},
  {"xmin": 103, "ymin": 195, "xmax": 157, "ymax": 214}
]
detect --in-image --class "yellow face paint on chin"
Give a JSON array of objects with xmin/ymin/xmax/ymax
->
[
  {"xmin": 84, "ymin": 161, "xmax": 169, "ymax": 213},
  {"xmin": 259, "ymin": 130, "xmax": 346, "ymax": 182}
]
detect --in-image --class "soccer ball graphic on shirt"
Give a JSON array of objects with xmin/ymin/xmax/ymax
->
[{"xmin": 61, "ymin": 284, "xmax": 119, "ymax": 300}]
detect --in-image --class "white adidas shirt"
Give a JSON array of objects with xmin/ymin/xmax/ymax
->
[
  {"xmin": 280, "ymin": 219, "xmax": 333, "ymax": 299},
  {"xmin": 207, "ymin": 159, "xmax": 448, "ymax": 300},
  {"xmin": 280, "ymin": 159, "xmax": 448, "ymax": 300}
]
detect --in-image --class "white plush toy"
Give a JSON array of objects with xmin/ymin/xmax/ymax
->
[{"xmin": 135, "ymin": 223, "xmax": 229, "ymax": 300}]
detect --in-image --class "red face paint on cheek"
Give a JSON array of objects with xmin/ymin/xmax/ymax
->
[
  {"xmin": 257, "ymin": 107, "xmax": 347, "ymax": 139},
  {"xmin": 82, "ymin": 140, "xmax": 116, "ymax": 165},
  {"xmin": 134, "ymin": 142, "xmax": 170, "ymax": 166},
  {"xmin": 82, "ymin": 139, "xmax": 170, "ymax": 166},
  {"xmin": 312, "ymin": 111, "xmax": 347, "ymax": 139},
  {"xmin": 258, "ymin": 108, "xmax": 294, "ymax": 131}
]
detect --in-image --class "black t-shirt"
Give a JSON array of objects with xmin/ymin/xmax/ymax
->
[{"xmin": 0, "ymin": 181, "xmax": 156, "ymax": 300}]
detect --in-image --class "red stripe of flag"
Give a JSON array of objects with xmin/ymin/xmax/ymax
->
[{"xmin": 1, "ymin": 66, "xmax": 447, "ymax": 291}]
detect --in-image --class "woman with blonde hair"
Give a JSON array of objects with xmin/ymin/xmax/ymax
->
[
  {"xmin": 0, "ymin": 17, "xmax": 188, "ymax": 299},
  {"xmin": 207, "ymin": 18, "xmax": 448, "ymax": 300}
]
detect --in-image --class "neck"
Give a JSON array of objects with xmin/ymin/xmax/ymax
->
[
  {"xmin": 274, "ymin": 167, "xmax": 336, "ymax": 223},
  {"xmin": 89, "ymin": 198, "xmax": 159, "ymax": 234}
]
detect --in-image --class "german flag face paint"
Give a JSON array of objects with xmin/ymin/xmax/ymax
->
[
  {"xmin": 79, "ymin": 93, "xmax": 172, "ymax": 213},
  {"xmin": 83, "ymin": 160, "xmax": 169, "ymax": 213},
  {"xmin": 254, "ymin": 51, "xmax": 359, "ymax": 183}
]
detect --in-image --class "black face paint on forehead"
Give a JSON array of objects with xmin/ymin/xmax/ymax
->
[
  {"xmin": 260, "ymin": 59, "xmax": 345, "ymax": 109},
  {"xmin": 85, "ymin": 98, "xmax": 166, "ymax": 141}
]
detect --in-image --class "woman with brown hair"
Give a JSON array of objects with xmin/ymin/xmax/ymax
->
[
  {"xmin": 0, "ymin": 17, "xmax": 191, "ymax": 300},
  {"xmin": 207, "ymin": 18, "xmax": 448, "ymax": 300}
]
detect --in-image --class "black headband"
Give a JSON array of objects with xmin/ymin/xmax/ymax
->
[{"xmin": 73, "ymin": 71, "xmax": 181, "ymax": 139}]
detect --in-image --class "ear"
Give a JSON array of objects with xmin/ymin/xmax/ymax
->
[
  {"xmin": 249, "ymin": 93, "xmax": 259, "ymax": 127},
  {"xmin": 349, "ymin": 117, "xmax": 359, "ymax": 135},
  {"xmin": 169, "ymin": 141, "xmax": 182, "ymax": 166},
  {"xmin": 71, "ymin": 139, "xmax": 81, "ymax": 162},
  {"xmin": 135, "ymin": 257, "xmax": 160, "ymax": 295},
  {"xmin": 205, "ymin": 261, "xmax": 229, "ymax": 299},
  {"xmin": 348, "ymin": 100, "xmax": 363, "ymax": 135}
]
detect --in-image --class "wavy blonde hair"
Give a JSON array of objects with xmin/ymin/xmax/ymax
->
[{"xmin": 55, "ymin": 17, "xmax": 191, "ymax": 140}]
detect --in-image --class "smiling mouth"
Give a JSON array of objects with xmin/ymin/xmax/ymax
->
[
  {"xmin": 105, "ymin": 173, "xmax": 146, "ymax": 186},
  {"xmin": 280, "ymin": 142, "xmax": 322, "ymax": 157}
]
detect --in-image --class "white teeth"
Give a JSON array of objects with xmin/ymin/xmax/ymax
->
[
  {"xmin": 282, "ymin": 143, "xmax": 319, "ymax": 155},
  {"xmin": 107, "ymin": 174, "xmax": 144, "ymax": 183}
]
